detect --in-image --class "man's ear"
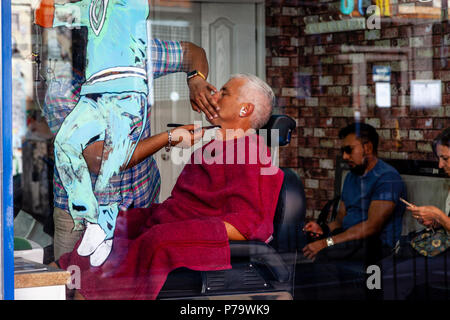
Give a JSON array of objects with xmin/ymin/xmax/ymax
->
[
  {"xmin": 239, "ymin": 103, "xmax": 255, "ymax": 118},
  {"xmin": 363, "ymin": 141, "xmax": 374, "ymax": 156}
]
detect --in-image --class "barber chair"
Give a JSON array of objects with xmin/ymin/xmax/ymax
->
[{"xmin": 157, "ymin": 115, "xmax": 306, "ymax": 300}]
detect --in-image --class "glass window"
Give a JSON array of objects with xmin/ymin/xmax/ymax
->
[
  {"xmin": 2, "ymin": 0, "xmax": 15, "ymax": 301},
  {"xmin": 5, "ymin": 0, "xmax": 449, "ymax": 302}
]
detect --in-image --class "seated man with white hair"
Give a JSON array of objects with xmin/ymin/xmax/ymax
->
[{"xmin": 56, "ymin": 74, "xmax": 284, "ymax": 300}]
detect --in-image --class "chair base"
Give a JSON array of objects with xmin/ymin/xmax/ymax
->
[
  {"xmin": 161, "ymin": 291, "xmax": 293, "ymax": 300},
  {"xmin": 157, "ymin": 259, "xmax": 294, "ymax": 300}
]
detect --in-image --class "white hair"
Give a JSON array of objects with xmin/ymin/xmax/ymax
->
[{"xmin": 230, "ymin": 73, "xmax": 275, "ymax": 129}]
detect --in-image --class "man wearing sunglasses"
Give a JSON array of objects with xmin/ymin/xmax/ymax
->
[{"xmin": 300, "ymin": 123, "xmax": 406, "ymax": 298}]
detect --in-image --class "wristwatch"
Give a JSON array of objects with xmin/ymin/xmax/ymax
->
[
  {"xmin": 187, "ymin": 70, "xmax": 206, "ymax": 81},
  {"xmin": 326, "ymin": 237, "xmax": 334, "ymax": 247}
]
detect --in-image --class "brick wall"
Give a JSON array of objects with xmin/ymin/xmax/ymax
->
[{"xmin": 265, "ymin": 0, "xmax": 450, "ymax": 218}]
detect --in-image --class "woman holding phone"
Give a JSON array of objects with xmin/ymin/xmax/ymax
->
[
  {"xmin": 406, "ymin": 128, "xmax": 450, "ymax": 231},
  {"xmin": 382, "ymin": 128, "xmax": 450, "ymax": 300}
]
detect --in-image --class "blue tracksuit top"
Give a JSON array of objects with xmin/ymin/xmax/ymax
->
[{"xmin": 52, "ymin": 0, "xmax": 149, "ymax": 95}]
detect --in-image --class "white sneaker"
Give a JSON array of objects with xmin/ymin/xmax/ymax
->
[
  {"xmin": 77, "ymin": 223, "xmax": 107, "ymax": 256},
  {"xmin": 89, "ymin": 239, "xmax": 113, "ymax": 267}
]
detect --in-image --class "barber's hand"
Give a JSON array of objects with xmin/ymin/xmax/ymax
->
[
  {"xmin": 302, "ymin": 239, "xmax": 327, "ymax": 261},
  {"xmin": 187, "ymin": 77, "xmax": 219, "ymax": 121},
  {"xmin": 171, "ymin": 124, "xmax": 204, "ymax": 148}
]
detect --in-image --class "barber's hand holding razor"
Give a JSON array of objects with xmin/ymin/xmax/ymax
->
[{"xmin": 170, "ymin": 124, "xmax": 205, "ymax": 148}]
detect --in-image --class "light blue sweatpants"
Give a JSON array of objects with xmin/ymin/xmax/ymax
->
[{"xmin": 54, "ymin": 91, "xmax": 147, "ymax": 239}]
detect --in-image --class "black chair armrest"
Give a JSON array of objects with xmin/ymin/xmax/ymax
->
[{"xmin": 229, "ymin": 240, "xmax": 290, "ymax": 283}]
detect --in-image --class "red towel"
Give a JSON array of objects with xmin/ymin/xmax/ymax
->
[{"xmin": 59, "ymin": 133, "xmax": 284, "ymax": 299}]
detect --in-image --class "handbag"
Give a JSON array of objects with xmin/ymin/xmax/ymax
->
[{"xmin": 410, "ymin": 227, "xmax": 450, "ymax": 257}]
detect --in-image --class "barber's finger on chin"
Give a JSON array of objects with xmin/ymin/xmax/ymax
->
[
  {"xmin": 190, "ymin": 101, "xmax": 201, "ymax": 113},
  {"xmin": 196, "ymin": 99, "xmax": 214, "ymax": 120},
  {"xmin": 200, "ymin": 96, "xmax": 218, "ymax": 119},
  {"xmin": 207, "ymin": 83, "xmax": 218, "ymax": 93},
  {"xmin": 205, "ymin": 92, "xmax": 220, "ymax": 110}
]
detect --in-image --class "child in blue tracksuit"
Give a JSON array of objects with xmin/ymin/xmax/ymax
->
[{"xmin": 36, "ymin": 0, "xmax": 151, "ymax": 266}]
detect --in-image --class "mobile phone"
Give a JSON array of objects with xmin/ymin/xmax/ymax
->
[{"xmin": 302, "ymin": 228, "xmax": 322, "ymax": 238}]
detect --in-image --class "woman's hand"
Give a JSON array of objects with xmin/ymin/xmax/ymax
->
[
  {"xmin": 171, "ymin": 124, "xmax": 205, "ymax": 148},
  {"xmin": 407, "ymin": 205, "xmax": 444, "ymax": 227}
]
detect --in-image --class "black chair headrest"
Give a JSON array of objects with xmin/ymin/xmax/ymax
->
[
  {"xmin": 259, "ymin": 115, "xmax": 296, "ymax": 147},
  {"xmin": 272, "ymin": 168, "xmax": 306, "ymax": 253}
]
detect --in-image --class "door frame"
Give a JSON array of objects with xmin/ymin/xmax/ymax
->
[
  {"xmin": 202, "ymin": 0, "xmax": 266, "ymax": 80},
  {"xmin": 150, "ymin": 0, "xmax": 266, "ymax": 201},
  {"xmin": 1, "ymin": 0, "xmax": 15, "ymax": 300},
  {"xmin": 152, "ymin": 0, "xmax": 265, "ymax": 80},
  {"xmin": 0, "ymin": 0, "xmax": 266, "ymax": 300}
]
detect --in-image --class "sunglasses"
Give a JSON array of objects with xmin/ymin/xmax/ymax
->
[
  {"xmin": 341, "ymin": 145, "xmax": 354, "ymax": 155},
  {"xmin": 341, "ymin": 141, "xmax": 366, "ymax": 155}
]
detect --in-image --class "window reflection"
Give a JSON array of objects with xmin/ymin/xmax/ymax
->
[{"xmin": 8, "ymin": 0, "xmax": 450, "ymax": 301}]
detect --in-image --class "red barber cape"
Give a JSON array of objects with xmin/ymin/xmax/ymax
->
[{"xmin": 59, "ymin": 134, "xmax": 284, "ymax": 299}]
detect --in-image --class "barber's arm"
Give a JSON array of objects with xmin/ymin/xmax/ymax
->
[
  {"xmin": 180, "ymin": 41, "xmax": 220, "ymax": 120},
  {"xmin": 83, "ymin": 125, "xmax": 204, "ymax": 174}
]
